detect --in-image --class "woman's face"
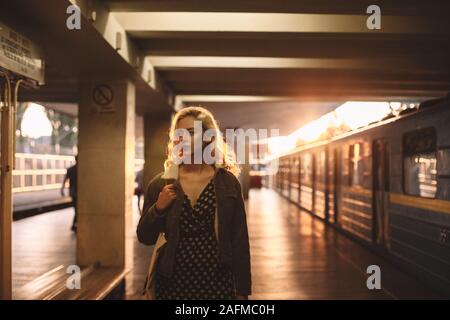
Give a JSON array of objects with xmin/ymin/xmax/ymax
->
[{"xmin": 174, "ymin": 116, "xmax": 204, "ymax": 163}]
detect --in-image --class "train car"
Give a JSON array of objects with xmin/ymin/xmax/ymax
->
[{"xmin": 272, "ymin": 97, "xmax": 450, "ymax": 295}]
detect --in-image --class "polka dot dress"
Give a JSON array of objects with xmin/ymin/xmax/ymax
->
[{"xmin": 155, "ymin": 179, "xmax": 235, "ymax": 300}]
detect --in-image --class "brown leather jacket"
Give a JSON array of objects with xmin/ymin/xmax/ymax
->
[{"xmin": 136, "ymin": 167, "xmax": 252, "ymax": 296}]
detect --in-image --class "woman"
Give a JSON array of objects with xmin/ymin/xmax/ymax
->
[{"xmin": 137, "ymin": 106, "xmax": 252, "ymax": 300}]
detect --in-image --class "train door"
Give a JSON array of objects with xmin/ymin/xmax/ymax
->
[
  {"xmin": 311, "ymin": 153, "xmax": 316, "ymax": 213},
  {"xmin": 288, "ymin": 157, "xmax": 292, "ymax": 200},
  {"xmin": 326, "ymin": 148, "xmax": 334, "ymax": 223},
  {"xmin": 372, "ymin": 139, "xmax": 390, "ymax": 248},
  {"xmin": 324, "ymin": 148, "xmax": 330, "ymax": 222},
  {"xmin": 333, "ymin": 148, "xmax": 341, "ymax": 224},
  {"xmin": 297, "ymin": 156, "xmax": 302, "ymax": 205}
]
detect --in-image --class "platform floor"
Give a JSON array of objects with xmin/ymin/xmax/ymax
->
[
  {"xmin": 12, "ymin": 207, "xmax": 76, "ymax": 292},
  {"xmin": 12, "ymin": 188, "xmax": 442, "ymax": 299}
]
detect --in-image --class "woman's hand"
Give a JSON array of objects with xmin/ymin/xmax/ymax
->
[
  {"xmin": 235, "ymin": 295, "xmax": 248, "ymax": 300},
  {"xmin": 155, "ymin": 184, "xmax": 177, "ymax": 212}
]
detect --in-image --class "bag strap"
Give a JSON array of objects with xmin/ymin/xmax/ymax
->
[{"xmin": 142, "ymin": 177, "xmax": 173, "ymax": 294}]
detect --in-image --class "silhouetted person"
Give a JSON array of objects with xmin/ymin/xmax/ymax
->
[
  {"xmin": 61, "ymin": 155, "xmax": 78, "ymax": 232},
  {"xmin": 135, "ymin": 168, "xmax": 144, "ymax": 213}
]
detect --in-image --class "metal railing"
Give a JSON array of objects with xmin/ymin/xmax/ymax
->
[
  {"xmin": 12, "ymin": 153, "xmax": 145, "ymax": 193},
  {"xmin": 12, "ymin": 153, "xmax": 75, "ymax": 193}
]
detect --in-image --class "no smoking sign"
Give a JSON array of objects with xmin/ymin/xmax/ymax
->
[{"xmin": 92, "ymin": 84, "xmax": 115, "ymax": 113}]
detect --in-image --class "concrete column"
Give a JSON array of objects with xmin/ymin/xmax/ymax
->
[
  {"xmin": 143, "ymin": 113, "xmax": 172, "ymax": 189},
  {"xmin": 77, "ymin": 80, "xmax": 135, "ymax": 268}
]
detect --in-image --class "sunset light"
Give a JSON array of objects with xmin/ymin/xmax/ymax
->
[
  {"xmin": 335, "ymin": 101, "xmax": 392, "ymax": 130},
  {"xmin": 266, "ymin": 101, "xmax": 410, "ymax": 156}
]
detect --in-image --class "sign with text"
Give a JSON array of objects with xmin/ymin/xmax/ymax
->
[{"xmin": 0, "ymin": 21, "xmax": 45, "ymax": 84}]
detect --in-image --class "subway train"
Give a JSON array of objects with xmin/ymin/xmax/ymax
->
[{"xmin": 270, "ymin": 96, "xmax": 450, "ymax": 296}]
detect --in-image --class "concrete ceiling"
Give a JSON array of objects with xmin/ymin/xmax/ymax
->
[
  {"xmin": 105, "ymin": 0, "xmax": 450, "ymax": 102},
  {"xmin": 107, "ymin": 0, "xmax": 450, "ymax": 131},
  {"xmin": 2, "ymin": 1, "xmax": 450, "ymax": 134},
  {"xmin": 199, "ymin": 101, "xmax": 340, "ymax": 136}
]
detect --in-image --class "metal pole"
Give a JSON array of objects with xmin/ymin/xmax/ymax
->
[
  {"xmin": 0, "ymin": 72, "xmax": 12, "ymax": 300},
  {"xmin": 12, "ymin": 80, "xmax": 22, "ymax": 170}
]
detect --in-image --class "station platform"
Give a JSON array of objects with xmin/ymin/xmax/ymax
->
[
  {"xmin": 12, "ymin": 188, "xmax": 443, "ymax": 300},
  {"xmin": 13, "ymin": 189, "xmax": 72, "ymax": 220}
]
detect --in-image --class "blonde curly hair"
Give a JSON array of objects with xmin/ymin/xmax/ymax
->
[{"xmin": 164, "ymin": 106, "xmax": 240, "ymax": 177}]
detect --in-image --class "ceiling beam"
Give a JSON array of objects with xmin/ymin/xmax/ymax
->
[
  {"xmin": 174, "ymin": 95, "xmax": 298, "ymax": 110},
  {"xmin": 169, "ymin": 80, "xmax": 448, "ymax": 98},
  {"xmin": 113, "ymin": 12, "xmax": 448, "ymax": 35},
  {"xmin": 104, "ymin": 0, "xmax": 450, "ymax": 16},
  {"xmin": 159, "ymin": 69, "xmax": 450, "ymax": 84},
  {"xmin": 147, "ymin": 56, "xmax": 450, "ymax": 74},
  {"xmin": 138, "ymin": 35, "xmax": 450, "ymax": 60}
]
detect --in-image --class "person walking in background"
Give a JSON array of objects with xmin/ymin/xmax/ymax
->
[
  {"xmin": 135, "ymin": 168, "xmax": 144, "ymax": 213},
  {"xmin": 61, "ymin": 155, "xmax": 78, "ymax": 232}
]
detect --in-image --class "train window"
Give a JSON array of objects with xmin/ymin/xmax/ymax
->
[
  {"xmin": 403, "ymin": 127, "xmax": 437, "ymax": 198},
  {"xmin": 349, "ymin": 143, "xmax": 364, "ymax": 187}
]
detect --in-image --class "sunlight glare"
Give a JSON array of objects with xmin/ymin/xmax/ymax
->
[
  {"xmin": 21, "ymin": 103, "xmax": 53, "ymax": 139},
  {"xmin": 267, "ymin": 136, "xmax": 296, "ymax": 155},
  {"xmin": 335, "ymin": 101, "xmax": 391, "ymax": 130}
]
